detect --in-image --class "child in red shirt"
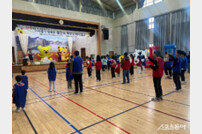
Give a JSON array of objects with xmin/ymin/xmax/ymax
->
[
  {"xmin": 148, "ymin": 51, "xmax": 164, "ymax": 101},
  {"xmin": 121, "ymin": 53, "xmax": 131, "ymax": 84},
  {"xmin": 136, "ymin": 56, "xmax": 142, "ymax": 74},
  {"xmin": 95, "ymin": 55, "xmax": 102, "ymax": 81},
  {"xmin": 110, "ymin": 56, "xmax": 117, "ymax": 79},
  {"xmin": 86, "ymin": 57, "xmax": 92, "ymax": 78},
  {"xmin": 115, "ymin": 60, "xmax": 121, "ymax": 77}
]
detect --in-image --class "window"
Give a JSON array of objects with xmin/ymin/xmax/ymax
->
[
  {"xmin": 148, "ymin": 17, "xmax": 154, "ymax": 29},
  {"xmin": 143, "ymin": 0, "xmax": 163, "ymax": 7},
  {"xmin": 143, "ymin": 0, "xmax": 154, "ymax": 7},
  {"xmin": 154, "ymin": 0, "xmax": 162, "ymax": 4}
]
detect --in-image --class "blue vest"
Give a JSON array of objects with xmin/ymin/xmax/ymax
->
[
  {"xmin": 73, "ymin": 56, "xmax": 83, "ymax": 73},
  {"xmin": 13, "ymin": 83, "xmax": 26, "ymax": 108},
  {"xmin": 181, "ymin": 56, "xmax": 188, "ymax": 69},
  {"xmin": 48, "ymin": 67, "xmax": 57, "ymax": 81},
  {"xmin": 173, "ymin": 57, "xmax": 182, "ymax": 73},
  {"xmin": 21, "ymin": 75, "xmax": 28, "ymax": 90}
]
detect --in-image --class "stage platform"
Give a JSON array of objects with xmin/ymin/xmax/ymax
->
[{"xmin": 12, "ymin": 62, "xmax": 67, "ymax": 73}]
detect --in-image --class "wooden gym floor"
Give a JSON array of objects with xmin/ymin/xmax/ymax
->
[{"xmin": 12, "ymin": 68, "xmax": 190, "ymax": 134}]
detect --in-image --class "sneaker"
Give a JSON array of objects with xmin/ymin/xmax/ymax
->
[
  {"xmin": 122, "ymin": 83, "xmax": 126, "ymax": 84},
  {"xmin": 151, "ymin": 97, "xmax": 159, "ymax": 101},
  {"xmin": 16, "ymin": 108, "xmax": 20, "ymax": 112},
  {"xmin": 23, "ymin": 107, "xmax": 26, "ymax": 111},
  {"xmin": 159, "ymin": 97, "xmax": 163, "ymax": 101},
  {"xmin": 49, "ymin": 90, "xmax": 52, "ymax": 92}
]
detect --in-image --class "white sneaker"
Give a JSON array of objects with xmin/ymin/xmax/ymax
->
[
  {"xmin": 23, "ymin": 107, "xmax": 26, "ymax": 111},
  {"xmin": 16, "ymin": 108, "xmax": 20, "ymax": 112}
]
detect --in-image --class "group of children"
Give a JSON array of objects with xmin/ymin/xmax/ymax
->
[
  {"xmin": 12, "ymin": 49, "xmax": 190, "ymax": 112},
  {"xmin": 149, "ymin": 50, "xmax": 189, "ymax": 101},
  {"xmin": 85, "ymin": 52, "xmax": 147, "ymax": 83}
]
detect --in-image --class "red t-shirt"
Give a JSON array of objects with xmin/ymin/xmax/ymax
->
[
  {"xmin": 87, "ymin": 59, "xmax": 92, "ymax": 69},
  {"xmin": 110, "ymin": 60, "xmax": 116, "ymax": 68},
  {"xmin": 136, "ymin": 59, "xmax": 142, "ymax": 67},
  {"xmin": 95, "ymin": 61, "xmax": 102, "ymax": 70},
  {"xmin": 115, "ymin": 64, "xmax": 120, "ymax": 73},
  {"xmin": 153, "ymin": 57, "xmax": 163, "ymax": 78},
  {"xmin": 122, "ymin": 59, "xmax": 131, "ymax": 70},
  {"xmin": 131, "ymin": 57, "xmax": 135, "ymax": 66}
]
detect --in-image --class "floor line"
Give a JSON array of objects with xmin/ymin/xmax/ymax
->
[
  {"xmin": 71, "ymin": 90, "xmax": 177, "ymax": 133},
  {"xmin": 112, "ymin": 85, "xmax": 190, "ymax": 106},
  {"xmin": 28, "ymin": 87, "xmax": 82, "ymax": 134},
  {"xmin": 30, "ymin": 77, "xmax": 131, "ymax": 134},
  {"xmin": 23, "ymin": 110, "xmax": 38, "ymax": 134},
  {"xmin": 84, "ymin": 86, "xmax": 190, "ymax": 122}
]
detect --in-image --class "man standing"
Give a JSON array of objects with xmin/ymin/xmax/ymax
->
[{"xmin": 71, "ymin": 51, "xmax": 83, "ymax": 94}]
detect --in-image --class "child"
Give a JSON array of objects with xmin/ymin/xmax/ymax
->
[
  {"xmin": 136, "ymin": 56, "xmax": 142, "ymax": 74},
  {"xmin": 170, "ymin": 50, "xmax": 182, "ymax": 92},
  {"xmin": 13, "ymin": 75, "xmax": 27, "ymax": 112},
  {"xmin": 115, "ymin": 60, "xmax": 121, "ymax": 77},
  {"xmin": 180, "ymin": 51, "xmax": 188, "ymax": 84},
  {"xmin": 107, "ymin": 55, "xmax": 111, "ymax": 71},
  {"xmin": 95, "ymin": 55, "xmax": 102, "ymax": 81},
  {"xmin": 101, "ymin": 56, "xmax": 107, "ymax": 72},
  {"xmin": 130, "ymin": 54, "xmax": 135, "ymax": 75},
  {"xmin": 164, "ymin": 52, "xmax": 172, "ymax": 79},
  {"xmin": 110, "ymin": 56, "xmax": 116, "ymax": 79},
  {"xmin": 66, "ymin": 59, "xmax": 73, "ymax": 89},
  {"xmin": 47, "ymin": 62, "xmax": 57, "ymax": 92},
  {"xmin": 86, "ymin": 57, "xmax": 92, "ymax": 78},
  {"xmin": 21, "ymin": 70, "xmax": 28, "ymax": 91},
  {"xmin": 121, "ymin": 52, "xmax": 130, "ymax": 84},
  {"xmin": 148, "ymin": 51, "xmax": 164, "ymax": 101},
  {"xmin": 142, "ymin": 55, "xmax": 147, "ymax": 71}
]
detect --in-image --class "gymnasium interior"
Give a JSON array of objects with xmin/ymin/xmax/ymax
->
[{"xmin": 11, "ymin": 0, "xmax": 190, "ymax": 134}]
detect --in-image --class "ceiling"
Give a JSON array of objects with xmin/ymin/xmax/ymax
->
[{"xmin": 92, "ymin": 0, "xmax": 138, "ymax": 12}]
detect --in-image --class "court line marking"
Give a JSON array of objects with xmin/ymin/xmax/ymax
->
[
  {"xmin": 30, "ymin": 78, "xmax": 131, "ymax": 134},
  {"xmin": 71, "ymin": 90, "xmax": 176, "ymax": 133},
  {"xmin": 30, "ymin": 75, "xmax": 189, "ymax": 122},
  {"xmin": 27, "ymin": 75, "xmax": 151, "ymax": 103},
  {"xmin": 23, "ymin": 110, "xmax": 38, "ymax": 134},
  {"xmin": 28, "ymin": 87, "xmax": 82, "ymax": 134},
  {"xmin": 112, "ymin": 85, "xmax": 190, "ymax": 106},
  {"xmin": 83, "ymin": 86, "xmax": 190, "ymax": 122}
]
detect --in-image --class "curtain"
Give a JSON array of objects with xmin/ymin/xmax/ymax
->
[
  {"xmin": 153, "ymin": 13, "xmax": 170, "ymax": 53},
  {"xmin": 171, "ymin": 9, "xmax": 190, "ymax": 51},
  {"xmin": 135, "ymin": 20, "xmax": 150, "ymax": 50},
  {"xmin": 18, "ymin": 34, "xmax": 29, "ymax": 56},
  {"xmin": 68, "ymin": 37, "xmax": 73, "ymax": 54},
  {"xmin": 121, "ymin": 25, "xmax": 128, "ymax": 55}
]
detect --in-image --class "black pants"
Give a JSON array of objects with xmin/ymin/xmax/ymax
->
[
  {"xmin": 87, "ymin": 68, "xmax": 92, "ymax": 77},
  {"xmin": 96, "ymin": 70, "xmax": 101, "ymax": 81},
  {"xmin": 111, "ymin": 67, "xmax": 115, "ymax": 78},
  {"xmin": 73, "ymin": 74, "xmax": 83, "ymax": 93},
  {"xmin": 173, "ymin": 72, "xmax": 181, "ymax": 90},
  {"xmin": 107, "ymin": 63, "xmax": 111, "ymax": 70},
  {"xmin": 102, "ymin": 65, "xmax": 106, "ymax": 71},
  {"xmin": 165, "ymin": 67, "xmax": 172, "ymax": 77},
  {"xmin": 181, "ymin": 69, "xmax": 186, "ymax": 81},
  {"xmin": 130, "ymin": 65, "xmax": 134, "ymax": 75},
  {"xmin": 153, "ymin": 77, "xmax": 163, "ymax": 98}
]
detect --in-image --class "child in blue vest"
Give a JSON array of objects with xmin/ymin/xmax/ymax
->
[
  {"xmin": 47, "ymin": 62, "xmax": 57, "ymax": 92},
  {"xmin": 21, "ymin": 70, "xmax": 28, "ymax": 90},
  {"xmin": 13, "ymin": 75, "xmax": 27, "ymax": 112},
  {"xmin": 180, "ymin": 51, "xmax": 188, "ymax": 84},
  {"xmin": 66, "ymin": 59, "xmax": 73, "ymax": 89},
  {"xmin": 170, "ymin": 50, "xmax": 182, "ymax": 92}
]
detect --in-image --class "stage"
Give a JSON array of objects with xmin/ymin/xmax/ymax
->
[{"xmin": 12, "ymin": 62, "xmax": 67, "ymax": 73}]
